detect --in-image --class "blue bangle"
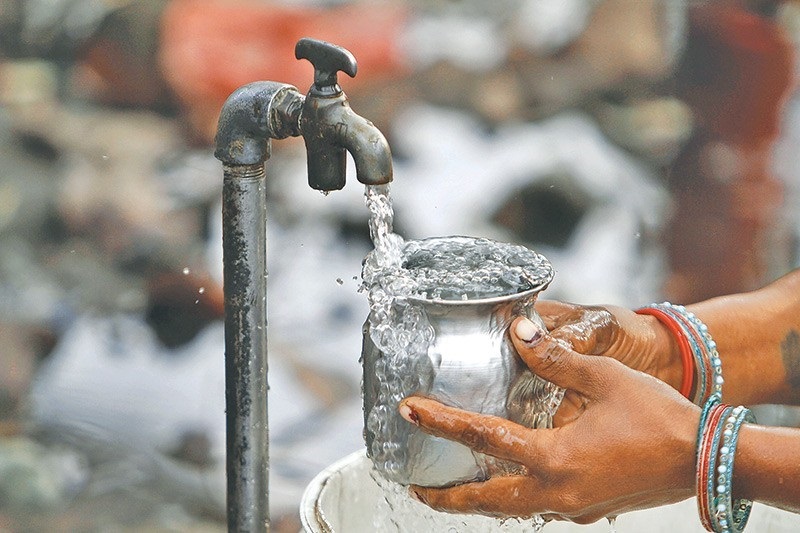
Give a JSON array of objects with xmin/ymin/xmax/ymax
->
[
  {"xmin": 707, "ymin": 405, "xmax": 735, "ymax": 532},
  {"xmin": 715, "ymin": 406, "xmax": 756, "ymax": 533}
]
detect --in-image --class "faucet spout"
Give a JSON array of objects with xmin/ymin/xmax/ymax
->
[
  {"xmin": 300, "ymin": 98, "xmax": 393, "ymax": 191},
  {"xmin": 337, "ymin": 106, "xmax": 393, "ymax": 187}
]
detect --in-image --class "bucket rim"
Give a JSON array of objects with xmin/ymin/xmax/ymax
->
[{"xmin": 299, "ymin": 449, "xmax": 366, "ymax": 532}]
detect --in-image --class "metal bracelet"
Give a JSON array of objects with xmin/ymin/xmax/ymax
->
[
  {"xmin": 697, "ymin": 402, "xmax": 730, "ymax": 531},
  {"xmin": 715, "ymin": 406, "xmax": 756, "ymax": 533},
  {"xmin": 659, "ymin": 302, "xmax": 723, "ymax": 404}
]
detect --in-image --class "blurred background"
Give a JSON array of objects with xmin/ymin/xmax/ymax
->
[{"xmin": 0, "ymin": 0, "xmax": 799, "ymax": 530}]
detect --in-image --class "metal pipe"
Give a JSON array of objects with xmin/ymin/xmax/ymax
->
[
  {"xmin": 216, "ymin": 82, "xmax": 303, "ymax": 533},
  {"xmin": 214, "ymin": 82, "xmax": 303, "ymax": 166},
  {"xmin": 221, "ymin": 162, "xmax": 269, "ymax": 532}
]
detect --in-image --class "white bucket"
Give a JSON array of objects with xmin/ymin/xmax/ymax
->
[{"xmin": 300, "ymin": 450, "xmax": 800, "ymax": 533}]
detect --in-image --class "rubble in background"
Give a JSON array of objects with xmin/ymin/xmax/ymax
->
[{"xmin": 0, "ymin": 0, "xmax": 798, "ymax": 530}]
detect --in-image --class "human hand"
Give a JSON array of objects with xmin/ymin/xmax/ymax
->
[
  {"xmin": 398, "ymin": 317, "xmax": 699, "ymax": 523},
  {"xmin": 536, "ymin": 300, "xmax": 684, "ymax": 391}
]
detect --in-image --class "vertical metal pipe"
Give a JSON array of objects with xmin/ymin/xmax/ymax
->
[
  {"xmin": 215, "ymin": 44, "xmax": 390, "ymax": 529},
  {"xmin": 222, "ymin": 163, "xmax": 269, "ymax": 532}
]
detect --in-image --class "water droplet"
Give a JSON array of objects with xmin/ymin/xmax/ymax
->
[
  {"xmin": 198, "ymin": 287, "xmax": 205, "ymax": 294},
  {"xmin": 182, "ymin": 267, "xmax": 190, "ymax": 275}
]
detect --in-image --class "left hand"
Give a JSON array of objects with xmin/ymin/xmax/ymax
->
[
  {"xmin": 535, "ymin": 300, "xmax": 684, "ymax": 425},
  {"xmin": 398, "ymin": 316, "xmax": 699, "ymax": 524},
  {"xmin": 536, "ymin": 300, "xmax": 682, "ymax": 388}
]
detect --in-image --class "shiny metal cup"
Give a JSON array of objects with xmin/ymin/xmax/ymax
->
[{"xmin": 362, "ymin": 276, "xmax": 555, "ymax": 488}]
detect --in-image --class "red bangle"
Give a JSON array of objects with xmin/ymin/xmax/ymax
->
[
  {"xmin": 636, "ymin": 307, "xmax": 695, "ymax": 399},
  {"xmin": 696, "ymin": 403, "xmax": 729, "ymax": 531}
]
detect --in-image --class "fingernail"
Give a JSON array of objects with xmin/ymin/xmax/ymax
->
[
  {"xmin": 515, "ymin": 317, "xmax": 543, "ymax": 345},
  {"xmin": 399, "ymin": 402, "xmax": 419, "ymax": 425},
  {"xmin": 409, "ymin": 487, "xmax": 427, "ymax": 505}
]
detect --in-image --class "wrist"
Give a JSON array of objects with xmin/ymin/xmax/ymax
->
[
  {"xmin": 637, "ymin": 303, "xmax": 724, "ymax": 404},
  {"xmin": 673, "ymin": 402, "xmax": 703, "ymax": 492},
  {"xmin": 732, "ymin": 422, "xmax": 800, "ymax": 510},
  {"xmin": 732, "ymin": 423, "xmax": 759, "ymax": 503}
]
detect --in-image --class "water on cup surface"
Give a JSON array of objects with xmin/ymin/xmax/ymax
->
[
  {"xmin": 400, "ymin": 236, "xmax": 553, "ymax": 301},
  {"xmin": 361, "ymin": 184, "xmax": 561, "ymax": 491}
]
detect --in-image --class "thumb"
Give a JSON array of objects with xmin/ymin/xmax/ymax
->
[{"xmin": 511, "ymin": 316, "xmax": 608, "ymax": 397}]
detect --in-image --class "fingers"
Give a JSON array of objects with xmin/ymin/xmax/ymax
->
[
  {"xmin": 399, "ymin": 396, "xmax": 543, "ymax": 465},
  {"xmin": 552, "ymin": 390, "xmax": 586, "ymax": 427},
  {"xmin": 535, "ymin": 301, "xmax": 617, "ymax": 355},
  {"xmin": 548, "ymin": 322, "xmax": 609, "ymax": 356},
  {"xmin": 535, "ymin": 300, "xmax": 575, "ymax": 330},
  {"xmin": 511, "ymin": 317, "xmax": 612, "ymax": 396},
  {"xmin": 410, "ymin": 475, "xmax": 542, "ymax": 517}
]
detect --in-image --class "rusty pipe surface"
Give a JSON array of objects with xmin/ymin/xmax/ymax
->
[
  {"xmin": 215, "ymin": 81, "xmax": 303, "ymax": 166},
  {"xmin": 221, "ymin": 162, "xmax": 269, "ymax": 533},
  {"xmin": 214, "ymin": 83, "xmax": 306, "ymax": 533},
  {"xmin": 216, "ymin": 82, "xmax": 303, "ymax": 533}
]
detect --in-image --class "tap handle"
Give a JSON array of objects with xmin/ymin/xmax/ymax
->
[{"xmin": 295, "ymin": 38, "xmax": 357, "ymax": 96}]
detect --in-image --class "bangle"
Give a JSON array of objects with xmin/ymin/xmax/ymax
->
[
  {"xmin": 638, "ymin": 302, "xmax": 722, "ymax": 405},
  {"xmin": 695, "ymin": 396, "xmax": 756, "ymax": 533},
  {"xmin": 636, "ymin": 306, "xmax": 695, "ymax": 398},
  {"xmin": 662, "ymin": 303, "xmax": 723, "ymax": 405},
  {"xmin": 696, "ymin": 393, "xmax": 722, "ymax": 452},
  {"xmin": 715, "ymin": 406, "xmax": 756, "ymax": 533},
  {"xmin": 697, "ymin": 402, "xmax": 731, "ymax": 531}
]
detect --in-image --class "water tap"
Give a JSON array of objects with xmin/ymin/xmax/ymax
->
[
  {"xmin": 214, "ymin": 37, "xmax": 394, "ymax": 533},
  {"xmin": 295, "ymin": 38, "xmax": 393, "ymax": 191},
  {"xmin": 215, "ymin": 38, "xmax": 393, "ymax": 192}
]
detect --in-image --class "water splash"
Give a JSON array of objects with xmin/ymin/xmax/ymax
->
[
  {"xmin": 361, "ymin": 183, "xmax": 562, "ymax": 520},
  {"xmin": 362, "ymin": 184, "xmax": 419, "ymax": 481},
  {"xmin": 399, "ymin": 236, "xmax": 551, "ymax": 301}
]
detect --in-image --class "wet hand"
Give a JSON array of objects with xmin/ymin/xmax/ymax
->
[
  {"xmin": 535, "ymin": 300, "xmax": 684, "ymax": 391},
  {"xmin": 399, "ymin": 317, "xmax": 699, "ymax": 523}
]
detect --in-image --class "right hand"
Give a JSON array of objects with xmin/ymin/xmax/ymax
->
[{"xmin": 401, "ymin": 316, "xmax": 699, "ymax": 523}]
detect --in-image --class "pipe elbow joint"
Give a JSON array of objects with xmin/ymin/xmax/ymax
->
[{"xmin": 214, "ymin": 82, "xmax": 303, "ymax": 166}]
